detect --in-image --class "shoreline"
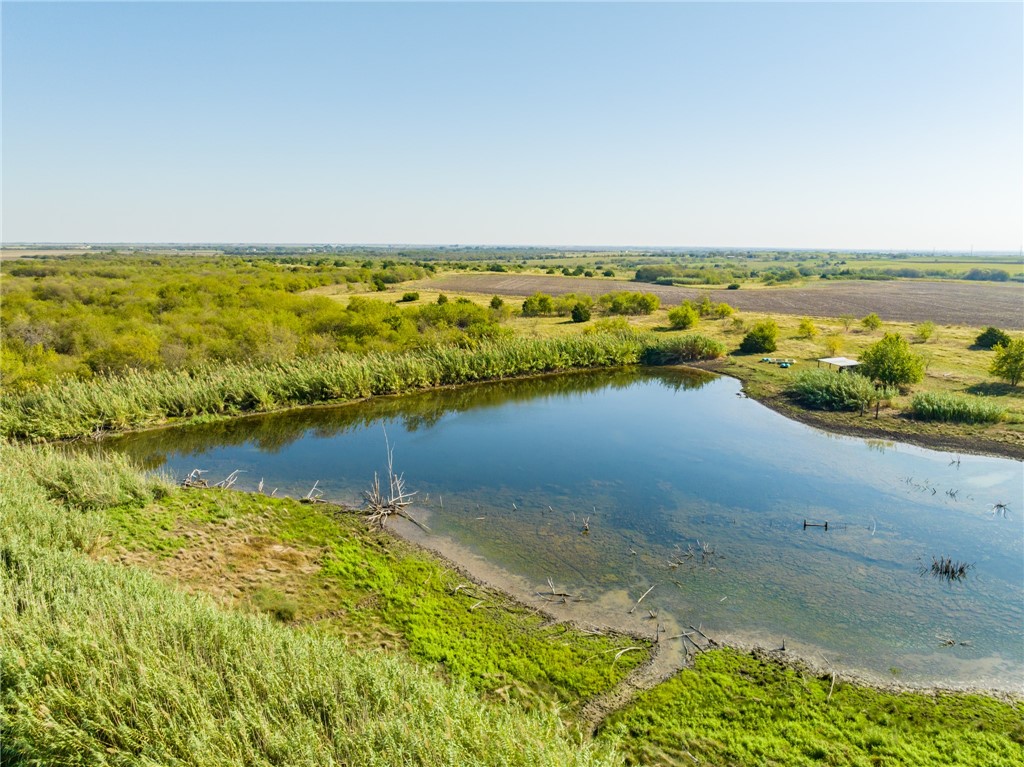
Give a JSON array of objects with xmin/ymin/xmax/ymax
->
[
  {"xmin": 385, "ymin": 510, "xmax": 1023, "ymax": 706},
  {"xmin": 62, "ymin": 359, "xmax": 1024, "ymax": 461}
]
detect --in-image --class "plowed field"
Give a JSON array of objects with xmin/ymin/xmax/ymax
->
[{"xmin": 430, "ymin": 274, "xmax": 1024, "ymax": 329}]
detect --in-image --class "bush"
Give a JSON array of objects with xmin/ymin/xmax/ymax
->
[
  {"xmin": 976, "ymin": 326, "xmax": 1011, "ymax": 349},
  {"xmin": 798, "ymin": 318, "xmax": 818, "ymax": 339},
  {"xmin": 599, "ymin": 291, "xmax": 660, "ymax": 316},
  {"xmin": 788, "ymin": 369, "xmax": 895, "ymax": 412},
  {"xmin": 642, "ymin": 334, "xmax": 725, "ymax": 364},
  {"xmin": 570, "ymin": 303, "xmax": 591, "ymax": 323},
  {"xmin": 739, "ymin": 320, "xmax": 779, "ymax": 353},
  {"xmin": 915, "ymin": 321, "xmax": 936, "ymax": 342},
  {"xmin": 910, "ymin": 392, "xmax": 1005, "ymax": 424},
  {"xmin": 521, "ymin": 292, "xmax": 555, "ymax": 317},
  {"xmin": 990, "ymin": 338, "xmax": 1024, "ymax": 386},
  {"xmin": 490, "ymin": 295, "xmax": 504, "ymax": 310},
  {"xmin": 399, "ymin": 292, "xmax": 420, "ymax": 303},
  {"xmin": 667, "ymin": 303, "xmax": 699, "ymax": 330},
  {"xmin": 436, "ymin": 294, "xmax": 449, "ymax": 305},
  {"xmin": 713, "ymin": 302, "xmax": 734, "ymax": 319},
  {"xmin": 861, "ymin": 313, "xmax": 882, "ymax": 331},
  {"xmin": 823, "ymin": 335, "xmax": 843, "ymax": 356},
  {"xmin": 727, "ymin": 283, "xmax": 741, "ymax": 290},
  {"xmin": 859, "ymin": 333, "xmax": 925, "ymax": 388}
]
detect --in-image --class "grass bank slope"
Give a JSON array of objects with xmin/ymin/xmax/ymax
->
[{"xmin": 0, "ymin": 442, "xmax": 624, "ymax": 767}]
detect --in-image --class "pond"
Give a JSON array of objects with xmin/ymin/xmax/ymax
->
[{"xmin": 105, "ymin": 368, "xmax": 1024, "ymax": 692}]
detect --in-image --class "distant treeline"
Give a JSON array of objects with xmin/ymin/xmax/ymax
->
[{"xmin": 634, "ymin": 263, "xmax": 1017, "ymax": 286}]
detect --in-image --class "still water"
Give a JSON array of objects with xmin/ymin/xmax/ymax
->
[{"xmin": 106, "ymin": 368, "xmax": 1024, "ymax": 691}]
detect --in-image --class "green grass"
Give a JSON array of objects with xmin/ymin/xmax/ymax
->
[
  {"xmin": 910, "ymin": 391, "xmax": 1007, "ymax": 424},
  {"xmin": 0, "ymin": 333, "xmax": 649, "ymax": 441},
  {"xmin": 0, "ymin": 442, "xmax": 622, "ymax": 767},
  {"xmin": 599, "ymin": 649, "xmax": 1024, "ymax": 767},
  {"xmin": 787, "ymin": 369, "xmax": 897, "ymax": 412},
  {"xmin": 107, "ymin": 488, "xmax": 649, "ymax": 713}
]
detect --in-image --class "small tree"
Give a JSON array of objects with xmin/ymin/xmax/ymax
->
[
  {"xmin": 839, "ymin": 314, "xmax": 856, "ymax": 331},
  {"xmin": 990, "ymin": 338, "xmax": 1024, "ymax": 386},
  {"xmin": 915, "ymin": 321, "xmax": 936, "ymax": 343},
  {"xmin": 739, "ymin": 319, "xmax": 779, "ymax": 353},
  {"xmin": 798, "ymin": 317, "xmax": 818, "ymax": 339},
  {"xmin": 859, "ymin": 333, "xmax": 925, "ymax": 389},
  {"xmin": 668, "ymin": 303, "xmax": 699, "ymax": 330},
  {"xmin": 713, "ymin": 302, "xmax": 734, "ymax": 319},
  {"xmin": 976, "ymin": 326, "xmax": 1011, "ymax": 349},
  {"xmin": 521, "ymin": 292, "xmax": 554, "ymax": 317},
  {"xmin": 861, "ymin": 313, "xmax": 882, "ymax": 331},
  {"xmin": 570, "ymin": 302, "xmax": 591, "ymax": 323},
  {"xmin": 490, "ymin": 295, "xmax": 504, "ymax": 310},
  {"xmin": 823, "ymin": 334, "xmax": 843, "ymax": 356},
  {"xmin": 436, "ymin": 293, "xmax": 449, "ymax": 305}
]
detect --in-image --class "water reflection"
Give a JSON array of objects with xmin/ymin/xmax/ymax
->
[{"xmin": 104, "ymin": 367, "xmax": 1023, "ymax": 691}]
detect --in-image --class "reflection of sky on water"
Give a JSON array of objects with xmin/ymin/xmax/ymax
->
[{"xmin": 105, "ymin": 368, "xmax": 1024, "ymax": 691}]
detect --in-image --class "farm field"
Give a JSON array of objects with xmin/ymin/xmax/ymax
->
[{"xmin": 427, "ymin": 273, "xmax": 1024, "ymax": 330}]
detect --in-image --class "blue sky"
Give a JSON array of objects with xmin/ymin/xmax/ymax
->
[{"xmin": 2, "ymin": 1, "xmax": 1021, "ymax": 250}]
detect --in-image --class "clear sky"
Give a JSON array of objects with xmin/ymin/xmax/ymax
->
[{"xmin": 2, "ymin": 1, "xmax": 1021, "ymax": 250}]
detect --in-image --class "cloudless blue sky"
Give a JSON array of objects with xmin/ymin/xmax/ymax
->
[{"xmin": 3, "ymin": 1, "xmax": 1021, "ymax": 250}]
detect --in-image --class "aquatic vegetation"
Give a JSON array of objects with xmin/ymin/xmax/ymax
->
[
  {"xmin": 0, "ymin": 333, "xmax": 649, "ymax": 440},
  {"xmin": 788, "ymin": 369, "xmax": 897, "ymax": 412},
  {"xmin": 910, "ymin": 391, "xmax": 1006, "ymax": 424}
]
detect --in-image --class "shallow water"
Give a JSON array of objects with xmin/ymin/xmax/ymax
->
[{"xmin": 104, "ymin": 368, "xmax": 1024, "ymax": 691}]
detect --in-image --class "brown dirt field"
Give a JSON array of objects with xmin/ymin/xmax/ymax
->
[{"xmin": 429, "ymin": 274, "xmax": 1024, "ymax": 329}]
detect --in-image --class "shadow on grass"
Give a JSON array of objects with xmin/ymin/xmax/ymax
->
[{"xmin": 966, "ymin": 382, "xmax": 1022, "ymax": 397}]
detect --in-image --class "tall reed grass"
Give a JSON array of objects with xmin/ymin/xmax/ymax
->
[
  {"xmin": 0, "ymin": 443, "xmax": 619, "ymax": 767},
  {"xmin": 787, "ymin": 369, "xmax": 896, "ymax": 412},
  {"xmin": 909, "ymin": 392, "xmax": 1006, "ymax": 424},
  {"xmin": 1, "ymin": 334, "xmax": 649, "ymax": 441}
]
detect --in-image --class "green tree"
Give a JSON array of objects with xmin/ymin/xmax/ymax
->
[
  {"xmin": 859, "ymin": 333, "xmax": 925, "ymax": 388},
  {"xmin": 739, "ymin": 320, "xmax": 779, "ymax": 353},
  {"xmin": 990, "ymin": 338, "xmax": 1024, "ymax": 386},
  {"xmin": 976, "ymin": 326, "xmax": 1011, "ymax": 349},
  {"xmin": 570, "ymin": 302, "xmax": 591, "ymax": 323},
  {"xmin": 668, "ymin": 303, "xmax": 698, "ymax": 330},
  {"xmin": 521, "ymin": 292, "xmax": 555, "ymax": 317},
  {"xmin": 490, "ymin": 295, "xmax": 504, "ymax": 310},
  {"xmin": 798, "ymin": 318, "xmax": 818, "ymax": 339},
  {"xmin": 915, "ymin": 321, "xmax": 936, "ymax": 342},
  {"xmin": 861, "ymin": 313, "xmax": 882, "ymax": 331}
]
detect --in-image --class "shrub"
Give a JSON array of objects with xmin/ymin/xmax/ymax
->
[
  {"xmin": 798, "ymin": 318, "xmax": 818, "ymax": 339},
  {"xmin": 521, "ymin": 292, "xmax": 555, "ymax": 317},
  {"xmin": 976, "ymin": 326, "xmax": 1011, "ymax": 349},
  {"xmin": 713, "ymin": 302, "xmax": 734, "ymax": 319},
  {"xmin": 727, "ymin": 283, "xmax": 741, "ymax": 290},
  {"xmin": 861, "ymin": 313, "xmax": 882, "ymax": 331},
  {"xmin": 739, "ymin": 320, "xmax": 779, "ymax": 353},
  {"xmin": 490, "ymin": 295, "xmax": 504, "ymax": 310},
  {"xmin": 915, "ymin": 321, "xmax": 936, "ymax": 342},
  {"xmin": 788, "ymin": 369, "xmax": 896, "ymax": 412},
  {"xmin": 910, "ymin": 392, "xmax": 1005, "ymax": 424},
  {"xmin": 643, "ymin": 335, "xmax": 725, "ymax": 364},
  {"xmin": 859, "ymin": 333, "xmax": 925, "ymax": 388},
  {"xmin": 667, "ymin": 303, "xmax": 699, "ymax": 330},
  {"xmin": 602, "ymin": 269, "xmax": 615, "ymax": 277},
  {"xmin": 570, "ymin": 303, "xmax": 591, "ymax": 323},
  {"xmin": 823, "ymin": 335, "xmax": 843, "ymax": 356},
  {"xmin": 399, "ymin": 292, "xmax": 420, "ymax": 303},
  {"xmin": 990, "ymin": 338, "xmax": 1024, "ymax": 386},
  {"xmin": 599, "ymin": 291, "xmax": 660, "ymax": 316},
  {"xmin": 436, "ymin": 294, "xmax": 449, "ymax": 305}
]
